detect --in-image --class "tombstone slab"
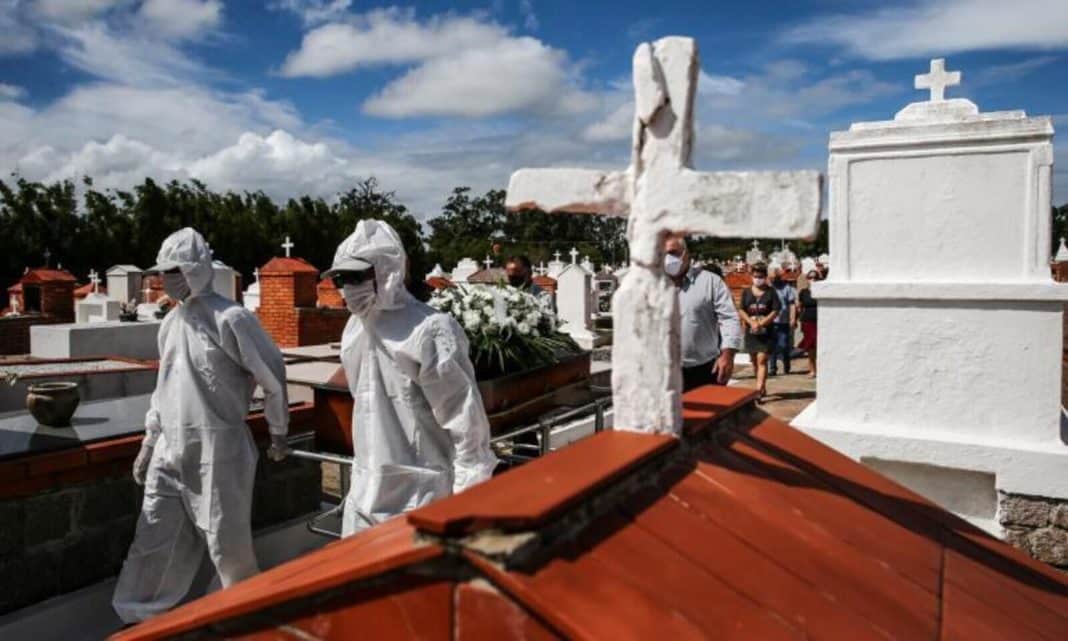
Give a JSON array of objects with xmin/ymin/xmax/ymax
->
[{"xmin": 792, "ymin": 58, "xmax": 1066, "ymax": 535}]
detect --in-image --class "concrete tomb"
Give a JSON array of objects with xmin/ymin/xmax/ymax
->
[
  {"xmin": 31, "ymin": 320, "xmax": 161, "ymax": 360},
  {"xmin": 792, "ymin": 58, "xmax": 1066, "ymax": 537},
  {"xmin": 554, "ymin": 264, "xmax": 598, "ymax": 349},
  {"xmin": 507, "ymin": 36, "xmax": 821, "ymax": 433},
  {"xmin": 451, "ymin": 258, "xmax": 479, "ymax": 283},
  {"xmin": 106, "ymin": 264, "xmax": 143, "ymax": 304}
]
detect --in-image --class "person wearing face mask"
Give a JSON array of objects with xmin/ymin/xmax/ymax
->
[
  {"xmin": 114, "ymin": 228, "xmax": 290, "ymax": 624},
  {"xmin": 797, "ymin": 270, "xmax": 820, "ymax": 378},
  {"xmin": 738, "ymin": 263, "xmax": 781, "ymax": 401},
  {"xmin": 324, "ymin": 219, "xmax": 498, "ymax": 536},
  {"xmin": 663, "ymin": 233, "xmax": 742, "ymax": 392},
  {"xmin": 768, "ymin": 266, "xmax": 798, "ymax": 377},
  {"xmin": 504, "ymin": 255, "xmax": 545, "ymax": 296}
]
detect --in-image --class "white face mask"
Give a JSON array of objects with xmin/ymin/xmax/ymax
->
[
  {"xmin": 342, "ymin": 281, "xmax": 376, "ymax": 316},
  {"xmin": 161, "ymin": 272, "xmax": 191, "ymax": 301},
  {"xmin": 663, "ymin": 253, "xmax": 684, "ymax": 277}
]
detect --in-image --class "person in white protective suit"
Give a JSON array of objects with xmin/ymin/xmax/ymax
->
[
  {"xmin": 113, "ymin": 228, "xmax": 291, "ymax": 623},
  {"xmin": 325, "ymin": 219, "xmax": 497, "ymax": 536}
]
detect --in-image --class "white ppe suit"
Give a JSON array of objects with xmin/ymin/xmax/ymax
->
[
  {"xmin": 331, "ymin": 220, "xmax": 497, "ymax": 536},
  {"xmin": 113, "ymin": 228, "xmax": 289, "ymax": 623}
]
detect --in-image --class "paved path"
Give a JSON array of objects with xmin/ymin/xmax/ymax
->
[{"xmin": 731, "ymin": 356, "xmax": 817, "ymax": 423}]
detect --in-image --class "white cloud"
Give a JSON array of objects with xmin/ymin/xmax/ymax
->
[
  {"xmin": 785, "ymin": 0, "xmax": 1068, "ymax": 60},
  {"xmin": 269, "ymin": 0, "xmax": 352, "ymax": 26},
  {"xmin": 280, "ymin": 8, "xmax": 592, "ymax": 118},
  {"xmin": 519, "ymin": 0, "xmax": 538, "ymax": 31},
  {"xmin": 364, "ymin": 36, "xmax": 594, "ymax": 118},
  {"xmin": 280, "ymin": 8, "xmax": 508, "ymax": 76},
  {"xmin": 971, "ymin": 55, "xmax": 1059, "ymax": 87},
  {"xmin": 0, "ymin": 84, "xmax": 26, "ymax": 100},
  {"xmin": 30, "ymin": 0, "xmax": 127, "ymax": 24},
  {"xmin": 138, "ymin": 0, "xmax": 222, "ymax": 40},
  {"xmin": 698, "ymin": 71, "xmax": 744, "ymax": 96}
]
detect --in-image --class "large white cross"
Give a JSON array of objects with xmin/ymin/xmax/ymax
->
[
  {"xmin": 88, "ymin": 269, "xmax": 100, "ymax": 294},
  {"xmin": 506, "ymin": 36, "xmax": 821, "ymax": 434},
  {"xmin": 281, "ymin": 235, "xmax": 295, "ymax": 258},
  {"xmin": 483, "ymin": 255, "xmax": 494, "ymax": 270},
  {"xmin": 915, "ymin": 58, "xmax": 960, "ymax": 102}
]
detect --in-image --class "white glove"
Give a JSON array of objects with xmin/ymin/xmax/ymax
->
[
  {"xmin": 132, "ymin": 443, "xmax": 154, "ymax": 486},
  {"xmin": 266, "ymin": 434, "xmax": 290, "ymax": 462}
]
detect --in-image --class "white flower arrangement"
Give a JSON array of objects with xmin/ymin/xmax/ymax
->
[{"xmin": 430, "ymin": 284, "xmax": 577, "ymax": 377}]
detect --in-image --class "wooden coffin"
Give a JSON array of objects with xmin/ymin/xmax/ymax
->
[{"xmin": 311, "ymin": 352, "xmax": 592, "ymax": 455}]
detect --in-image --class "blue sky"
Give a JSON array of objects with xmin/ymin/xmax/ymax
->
[{"xmin": 0, "ymin": 0, "xmax": 1066, "ymax": 219}]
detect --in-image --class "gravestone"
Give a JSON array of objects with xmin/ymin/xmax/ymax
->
[
  {"xmin": 555, "ymin": 264, "xmax": 598, "ymax": 348},
  {"xmin": 745, "ymin": 240, "xmax": 765, "ymax": 265},
  {"xmin": 212, "ymin": 260, "xmax": 239, "ymax": 301},
  {"xmin": 792, "ymin": 58, "xmax": 1066, "ymax": 536},
  {"xmin": 75, "ymin": 271, "xmax": 120, "ymax": 323},
  {"xmin": 106, "ymin": 265, "xmax": 143, "ymax": 305},
  {"xmin": 507, "ymin": 36, "xmax": 821, "ymax": 433},
  {"xmin": 32, "ymin": 320, "xmax": 161, "ymax": 359},
  {"xmin": 1055, "ymin": 238, "xmax": 1068, "ymax": 263},
  {"xmin": 244, "ymin": 267, "xmax": 261, "ymax": 312},
  {"xmin": 426, "ymin": 264, "xmax": 446, "ymax": 280},
  {"xmin": 451, "ymin": 258, "xmax": 479, "ymax": 283},
  {"xmin": 546, "ymin": 251, "xmax": 567, "ymax": 279}
]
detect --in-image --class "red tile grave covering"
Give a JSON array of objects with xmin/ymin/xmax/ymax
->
[
  {"xmin": 112, "ymin": 385, "xmax": 1068, "ymax": 641},
  {"xmin": 0, "ymin": 403, "xmax": 316, "ymax": 500}
]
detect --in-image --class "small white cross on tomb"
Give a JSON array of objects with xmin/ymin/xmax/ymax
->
[
  {"xmin": 88, "ymin": 269, "xmax": 100, "ymax": 294},
  {"xmin": 569, "ymin": 247, "xmax": 579, "ymax": 264},
  {"xmin": 483, "ymin": 256, "xmax": 494, "ymax": 270},
  {"xmin": 553, "ymin": 250, "xmax": 562, "ymax": 262},
  {"xmin": 281, "ymin": 235, "xmax": 295, "ymax": 258},
  {"xmin": 539, "ymin": 261, "xmax": 546, "ymax": 275},
  {"xmin": 506, "ymin": 36, "xmax": 821, "ymax": 434},
  {"xmin": 915, "ymin": 58, "xmax": 960, "ymax": 102},
  {"xmin": 253, "ymin": 267, "xmax": 260, "ymax": 282}
]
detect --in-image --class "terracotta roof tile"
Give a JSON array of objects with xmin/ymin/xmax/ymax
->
[
  {"xmin": 260, "ymin": 257, "xmax": 319, "ymax": 274},
  {"xmin": 406, "ymin": 430, "xmax": 678, "ymax": 536},
  {"xmin": 21, "ymin": 268, "xmax": 77, "ymax": 283},
  {"xmin": 110, "ymin": 385, "xmax": 1068, "ymax": 641},
  {"xmin": 111, "ymin": 517, "xmax": 442, "ymax": 641}
]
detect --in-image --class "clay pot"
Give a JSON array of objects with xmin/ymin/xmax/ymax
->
[{"xmin": 26, "ymin": 381, "xmax": 80, "ymax": 427}]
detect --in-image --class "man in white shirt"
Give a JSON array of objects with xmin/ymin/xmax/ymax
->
[{"xmin": 663, "ymin": 234, "xmax": 743, "ymax": 392}]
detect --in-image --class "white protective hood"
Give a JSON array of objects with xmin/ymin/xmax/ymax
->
[
  {"xmin": 113, "ymin": 227, "xmax": 289, "ymax": 623},
  {"xmin": 335, "ymin": 219, "xmax": 497, "ymax": 535}
]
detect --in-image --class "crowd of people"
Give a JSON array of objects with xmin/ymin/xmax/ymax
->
[{"xmin": 668, "ymin": 235, "xmax": 825, "ymax": 401}]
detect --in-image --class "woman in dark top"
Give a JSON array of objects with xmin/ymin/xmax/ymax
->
[
  {"xmin": 797, "ymin": 269, "xmax": 819, "ymax": 378},
  {"xmin": 738, "ymin": 263, "xmax": 780, "ymax": 400}
]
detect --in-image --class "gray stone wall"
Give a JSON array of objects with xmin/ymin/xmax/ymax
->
[
  {"xmin": 998, "ymin": 491, "xmax": 1068, "ymax": 571},
  {"xmin": 0, "ymin": 454, "xmax": 321, "ymax": 615}
]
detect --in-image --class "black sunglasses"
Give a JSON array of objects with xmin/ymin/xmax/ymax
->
[{"xmin": 331, "ymin": 270, "xmax": 374, "ymax": 288}]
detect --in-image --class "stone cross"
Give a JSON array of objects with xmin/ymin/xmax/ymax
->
[
  {"xmin": 539, "ymin": 261, "xmax": 547, "ymax": 275},
  {"xmin": 553, "ymin": 250, "xmax": 562, "ymax": 263},
  {"xmin": 253, "ymin": 267, "xmax": 260, "ymax": 281},
  {"xmin": 506, "ymin": 36, "xmax": 821, "ymax": 434},
  {"xmin": 915, "ymin": 58, "xmax": 960, "ymax": 102},
  {"xmin": 281, "ymin": 235, "xmax": 295, "ymax": 258},
  {"xmin": 483, "ymin": 256, "xmax": 494, "ymax": 270},
  {"xmin": 569, "ymin": 247, "xmax": 579, "ymax": 264},
  {"xmin": 88, "ymin": 269, "xmax": 100, "ymax": 294}
]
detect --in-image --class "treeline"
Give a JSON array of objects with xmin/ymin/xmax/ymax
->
[{"xmin": 0, "ymin": 176, "xmax": 629, "ymax": 303}]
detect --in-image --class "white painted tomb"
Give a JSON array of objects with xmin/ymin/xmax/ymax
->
[
  {"xmin": 106, "ymin": 265, "xmax": 143, "ymax": 304},
  {"xmin": 244, "ymin": 268, "xmax": 261, "ymax": 312},
  {"xmin": 745, "ymin": 240, "xmax": 764, "ymax": 265},
  {"xmin": 554, "ymin": 264, "xmax": 598, "ymax": 349},
  {"xmin": 451, "ymin": 258, "xmax": 479, "ymax": 283},
  {"xmin": 1055, "ymin": 238, "xmax": 1068, "ymax": 263},
  {"xmin": 546, "ymin": 251, "xmax": 566, "ymax": 279},
  {"xmin": 507, "ymin": 36, "xmax": 821, "ymax": 433},
  {"xmin": 32, "ymin": 320, "xmax": 162, "ymax": 360},
  {"xmin": 792, "ymin": 58, "xmax": 1066, "ymax": 535},
  {"xmin": 212, "ymin": 260, "xmax": 239, "ymax": 300},
  {"xmin": 76, "ymin": 293, "xmax": 121, "ymax": 324}
]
